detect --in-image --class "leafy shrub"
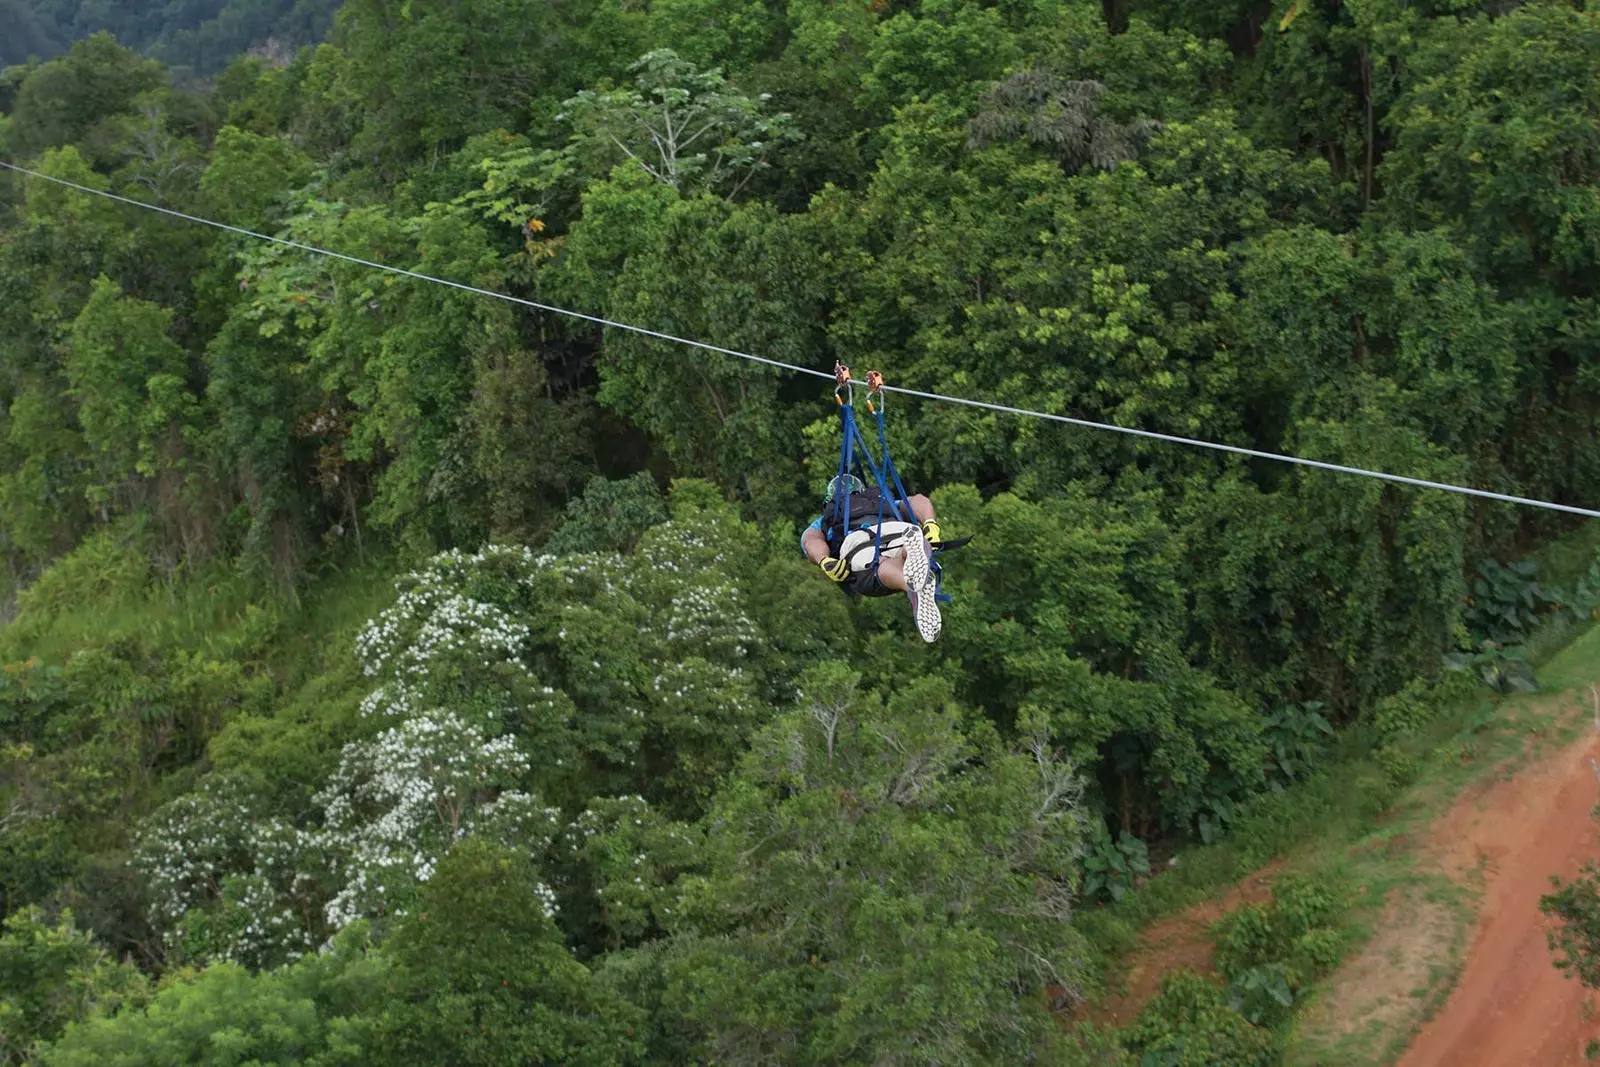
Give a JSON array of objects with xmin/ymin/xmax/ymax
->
[
  {"xmin": 1212, "ymin": 901, "xmax": 1277, "ymax": 979},
  {"xmin": 1212, "ymin": 873, "xmax": 1348, "ymax": 1026},
  {"xmin": 543, "ymin": 473, "xmax": 668, "ymax": 556},
  {"xmin": 1226, "ymin": 962, "xmax": 1293, "ymax": 1025},
  {"xmin": 1445, "ymin": 640, "xmax": 1538, "ymax": 694},
  {"xmin": 1196, "ymin": 777, "xmax": 1240, "ymax": 845},
  {"xmin": 1464, "ymin": 557, "xmax": 1563, "ymax": 644},
  {"xmin": 1369, "ymin": 678, "xmax": 1439, "ymax": 740},
  {"xmin": 11, "ymin": 531, "xmax": 147, "ymax": 631},
  {"xmin": 1082, "ymin": 821, "xmax": 1151, "ymax": 903},
  {"xmin": 1262, "ymin": 701, "xmax": 1334, "ymax": 786},
  {"xmin": 1375, "ymin": 745, "xmax": 1421, "ymax": 791},
  {"xmin": 1120, "ymin": 970, "xmax": 1280, "ymax": 1067},
  {"xmin": 1369, "ymin": 672, "xmax": 1478, "ymax": 740},
  {"xmin": 1564, "ymin": 556, "xmax": 1600, "ymax": 624},
  {"xmin": 1540, "ymin": 860, "xmax": 1600, "ymax": 989}
]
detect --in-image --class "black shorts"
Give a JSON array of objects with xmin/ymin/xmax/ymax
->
[
  {"xmin": 836, "ymin": 521, "xmax": 916, "ymax": 599},
  {"xmin": 844, "ymin": 567, "xmax": 896, "ymax": 598}
]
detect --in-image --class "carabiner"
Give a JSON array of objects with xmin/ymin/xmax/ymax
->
[{"xmin": 865, "ymin": 369, "xmax": 886, "ymax": 414}]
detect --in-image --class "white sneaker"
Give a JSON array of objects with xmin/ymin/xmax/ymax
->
[{"xmin": 901, "ymin": 530, "xmax": 941, "ymax": 643}]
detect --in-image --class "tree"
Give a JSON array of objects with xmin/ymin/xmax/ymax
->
[
  {"xmin": 334, "ymin": 0, "xmax": 644, "ymax": 177},
  {"xmin": 0, "ymin": 907, "xmax": 147, "ymax": 1066},
  {"xmin": 368, "ymin": 839, "xmax": 643, "ymax": 1067},
  {"xmin": 64, "ymin": 277, "xmax": 199, "ymax": 519},
  {"xmin": 561, "ymin": 49, "xmax": 802, "ymax": 200},
  {"xmin": 314, "ymin": 709, "xmax": 560, "ymax": 930},
  {"xmin": 37, "ymin": 924, "xmax": 387, "ymax": 1067},
  {"xmin": 1541, "ymin": 862, "xmax": 1600, "ymax": 990},
  {"xmin": 967, "ymin": 71, "xmax": 1160, "ymax": 172},
  {"xmin": 543, "ymin": 472, "xmax": 669, "ymax": 556},
  {"xmin": 7, "ymin": 34, "xmax": 165, "ymax": 162},
  {"xmin": 199, "ymin": 125, "xmax": 313, "ymax": 228},
  {"xmin": 649, "ymin": 666, "xmax": 1087, "ymax": 1065}
]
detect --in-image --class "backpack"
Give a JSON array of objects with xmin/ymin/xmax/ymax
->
[{"xmin": 820, "ymin": 487, "xmax": 901, "ymax": 555}]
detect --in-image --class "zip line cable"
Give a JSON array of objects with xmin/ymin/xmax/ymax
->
[{"xmin": 5, "ymin": 157, "xmax": 1598, "ymax": 521}]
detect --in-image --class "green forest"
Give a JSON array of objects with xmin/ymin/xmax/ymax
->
[
  {"xmin": 0, "ymin": 0, "xmax": 341, "ymax": 74},
  {"xmin": 3, "ymin": 0, "xmax": 1600, "ymax": 1062}
]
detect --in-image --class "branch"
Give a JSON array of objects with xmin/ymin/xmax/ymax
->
[{"xmin": 608, "ymin": 133, "xmax": 670, "ymax": 186}]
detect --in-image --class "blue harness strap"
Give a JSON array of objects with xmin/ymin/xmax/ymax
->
[{"xmin": 828, "ymin": 382, "xmax": 949, "ymax": 601}]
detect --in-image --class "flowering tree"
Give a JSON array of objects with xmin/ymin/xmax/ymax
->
[
  {"xmin": 133, "ymin": 778, "xmax": 329, "ymax": 970},
  {"xmin": 316, "ymin": 709, "xmax": 560, "ymax": 929},
  {"xmin": 133, "ymin": 483, "xmax": 796, "ymax": 964}
]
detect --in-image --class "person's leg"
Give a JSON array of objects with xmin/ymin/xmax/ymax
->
[
  {"xmin": 846, "ymin": 529, "xmax": 939, "ymax": 641},
  {"xmin": 875, "ymin": 554, "xmax": 908, "ymax": 592}
]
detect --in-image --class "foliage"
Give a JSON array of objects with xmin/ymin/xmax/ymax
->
[
  {"xmin": 9, "ymin": 0, "xmax": 1600, "ymax": 1057},
  {"xmin": 37, "ymin": 923, "xmax": 386, "ymax": 1067},
  {"xmin": 1261, "ymin": 701, "xmax": 1334, "ymax": 786},
  {"xmin": 646, "ymin": 668, "xmax": 1088, "ymax": 1065},
  {"xmin": 1119, "ymin": 970, "xmax": 1280, "ymax": 1066},
  {"xmin": 1082, "ymin": 821, "xmax": 1151, "ymax": 904},
  {"xmin": 1541, "ymin": 861, "xmax": 1600, "ymax": 990},
  {"xmin": 1211, "ymin": 873, "xmax": 1348, "ymax": 1025},
  {"xmin": 132, "ymin": 775, "xmax": 327, "ymax": 969},
  {"xmin": 1444, "ymin": 641, "xmax": 1538, "ymax": 696},
  {"xmin": 0, "ymin": 907, "xmax": 148, "ymax": 1065},
  {"xmin": 366, "ymin": 839, "xmax": 642, "ymax": 1067},
  {"xmin": 543, "ymin": 472, "xmax": 669, "ymax": 556},
  {"xmin": 1464, "ymin": 558, "xmax": 1564, "ymax": 645},
  {"xmin": 967, "ymin": 72, "xmax": 1160, "ymax": 172},
  {"xmin": 560, "ymin": 49, "xmax": 801, "ymax": 199}
]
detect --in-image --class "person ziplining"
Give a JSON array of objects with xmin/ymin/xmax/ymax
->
[{"xmin": 800, "ymin": 366, "xmax": 965, "ymax": 644}]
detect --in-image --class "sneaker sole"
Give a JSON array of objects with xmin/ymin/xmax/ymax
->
[{"xmin": 902, "ymin": 531, "xmax": 941, "ymax": 643}]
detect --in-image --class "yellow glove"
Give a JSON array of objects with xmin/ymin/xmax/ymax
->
[
  {"xmin": 920, "ymin": 519, "xmax": 942, "ymax": 545},
  {"xmin": 820, "ymin": 557, "xmax": 850, "ymax": 582}
]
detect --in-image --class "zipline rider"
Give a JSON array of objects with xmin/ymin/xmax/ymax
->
[{"xmin": 800, "ymin": 366, "xmax": 953, "ymax": 644}]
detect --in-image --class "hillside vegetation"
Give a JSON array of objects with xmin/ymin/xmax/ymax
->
[
  {"xmin": 4, "ymin": 0, "xmax": 1600, "ymax": 1063},
  {"xmin": 0, "ymin": 0, "xmax": 341, "ymax": 74}
]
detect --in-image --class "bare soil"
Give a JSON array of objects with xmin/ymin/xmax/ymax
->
[{"xmin": 1394, "ymin": 724, "xmax": 1600, "ymax": 1066}]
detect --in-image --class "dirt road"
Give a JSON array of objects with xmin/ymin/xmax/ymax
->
[{"xmin": 1396, "ymin": 727, "xmax": 1600, "ymax": 1067}]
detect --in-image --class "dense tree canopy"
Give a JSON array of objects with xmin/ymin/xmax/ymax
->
[{"xmin": 4, "ymin": 0, "xmax": 1600, "ymax": 1062}]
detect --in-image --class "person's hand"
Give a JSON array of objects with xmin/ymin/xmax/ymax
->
[{"xmin": 820, "ymin": 557, "xmax": 850, "ymax": 582}]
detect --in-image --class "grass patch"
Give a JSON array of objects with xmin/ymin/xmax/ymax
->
[{"xmin": 1284, "ymin": 873, "xmax": 1472, "ymax": 1067}]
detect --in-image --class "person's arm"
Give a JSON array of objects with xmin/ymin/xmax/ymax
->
[{"xmin": 801, "ymin": 525, "xmax": 831, "ymax": 565}]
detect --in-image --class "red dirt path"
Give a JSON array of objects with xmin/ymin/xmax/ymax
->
[
  {"xmin": 1091, "ymin": 863, "xmax": 1283, "ymax": 1027},
  {"xmin": 1397, "ymin": 727, "xmax": 1600, "ymax": 1067}
]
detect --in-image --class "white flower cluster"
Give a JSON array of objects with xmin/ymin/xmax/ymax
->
[
  {"xmin": 135, "ymin": 525, "xmax": 783, "ymax": 963},
  {"xmin": 662, "ymin": 577, "xmax": 759, "ymax": 660},
  {"xmin": 316, "ymin": 709, "xmax": 554, "ymax": 928},
  {"xmin": 356, "ymin": 588, "xmax": 532, "ymax": 680},
  {"xmin": 210, "ymin": 872, "xmax": 313, "ymax": 969},
  {"xmin": 354, "ymin": 545, "xmax": 551, "ymax": 682},
  {"xmin": 532, "ymin": 880, "xmax": 558, "ymax": 920},
  {"xmin": 132, "ymin": 779, "xmax": 323, "ymax": 968},
  {"xmin": 359, "ymin": 681, "xmax": 422, "ymax": 719}
]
